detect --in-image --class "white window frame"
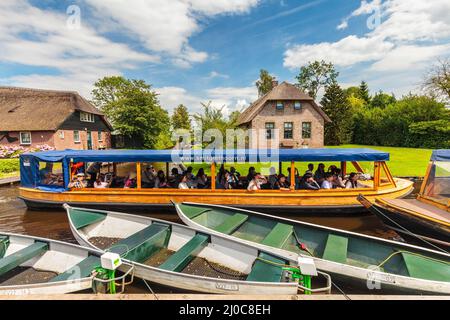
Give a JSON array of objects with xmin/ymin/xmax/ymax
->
[
  {"xmin": 59, "ymin": 131, "xmax": 65, "ymax": 139},
  {"xmin": 80, "ymin": 112, "xmax": 95, "ymax": 123},
  {"xmin": 73, "ymin": 130, "xmax": 81, "ymax": 143},
  {"xmin": 98, "ymin": 131, "xmax": 103, "ymax": 142},
  {"xmin": 294, "ymin": 101, "xmax": 302, "ymax": 110},
  {"xmin": 20, "ymin": 132, "xmax": 32, "ymax": 145}
]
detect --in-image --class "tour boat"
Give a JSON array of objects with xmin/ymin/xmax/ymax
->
[
  {"xmin": 359, "ymin": 149, "xmax": 450, "ymax": 250},
  {"xmin": 174, "ymin": 202, "xmax": 450, "ymax": 294},
  {"xmin": 0, "ymin": 232, "xmax": 132, "ymax": 294},
  {"xmin": 19, "ymin": 148, "xmax": 414, "ymax": 214},
  {"xmin": 65, "ymin": 204, "xmax": 332, "ymax": 295}
]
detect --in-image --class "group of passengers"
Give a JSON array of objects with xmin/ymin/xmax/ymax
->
[{"xmin": 68, "ymin": 161, "xmax": 365, "ymax": 191}]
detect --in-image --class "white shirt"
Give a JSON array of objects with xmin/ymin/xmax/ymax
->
[
  {"xmin": 178, "ymin": 182, "xmax": 190, "ymax": 189},
  {"xmin": 321, "ymin": 180, "xmax": 333, "ymax": 189},
  {"xmin": 94, "ymin": 181, "xmax": 109, "ymax": 188}
]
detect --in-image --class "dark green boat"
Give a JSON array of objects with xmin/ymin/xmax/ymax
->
[{"xmin": 174, "ymin": 202, "xmax": 450, "ymax": 295}]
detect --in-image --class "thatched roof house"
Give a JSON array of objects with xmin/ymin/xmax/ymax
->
[
  {"xmin": 0, "ymin": 87, "xmax": 112, "ymax": 150},
  {"xmin": 238, "ymin": 81, "xmax": 331, "ymax": 148}
]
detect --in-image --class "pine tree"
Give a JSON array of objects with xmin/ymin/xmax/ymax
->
[
  {"xmin": 321, "ymin": 83, "xmax": 352, "ymax": 145},
  {"xmin": 359, "ymin": 81, "xmax": 371, "ymax": 104},
  {"xmin": 171, "ymin": 104, "xmax": 191, "ymax": 131}
]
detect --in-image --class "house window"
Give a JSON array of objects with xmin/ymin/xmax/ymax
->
[
  {"xmin": 302, "ymin": 122, "xmax": 312, "ymax": 139},
  {"xmin": 73, "ymin": 130, "xmax": 81, "ymax": 143},
  {"xmin": 276, "ymin": 101, "xmax": 284, "ymax": 110},
  {"xmin": 80, "ymin": 112, "xmax": 94, "ymax": 123},
  {"xmin": 59, "ymin": 131, "xmax": 65, "ymax": 139},
  {"xmin": 284, "ymin": 122, "xmax": 293, "ymax": 139},
  {"xmin": 20, "ymin": 132, "xmax": 32, "ymax": 145},
  {"xmin": 98, "ymin": 131, "xmax": 103, "ymax": 142},
  {"xmin": 294, "ymin": 101, "xmax": 302, "ymax": 110},
  {"xmin": 265, "ymin": 122, "xmax": 275, "ymax": 140}
]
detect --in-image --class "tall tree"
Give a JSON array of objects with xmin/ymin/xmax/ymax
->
[
  {"xmin": 171, "ymin": 104, "xmax": 191, "ymax": 131},
  {"xmin": 295, "ymin": 60, "xmax": 339, "ymax": 99},
  {"xmin": 255, "ymin": 69, "xmax": 275, "ymax": 97},
  {"xmin": 92, "ymin": 76, "xmax": 170, "ymax": 149},
  {"xmin": 321, "ymin": 83, "xmax": 352, "ymax": 145},
  {"xmin": 370, "ymin": 91, "xmax": 396, "ymax": 109},
  {"xmin": 423, "ymin": 58, "xmax": 450, "ymax": 102},
  {"xmin": 358, "ymin": 81, "xmax": 371, "ymax": 104}
]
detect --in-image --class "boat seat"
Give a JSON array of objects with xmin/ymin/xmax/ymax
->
[
  {"xmin": 322, "ymin": 234, "xmax": 348, "ymax": 263},
  {"xmin": 49, "ymin": 255, "xmax": 101, "ymax": 282},
  {"xmin": 0, "ymin": 236, "xmax": 8, "ymax": 258},
  {"xmin": 179, "ymin": 204, "xmax": 212, "ymax": 219},
  {"xmin": 213, "ymin": 213, "xmax": 248, "ymax": 235},
  {"xmin": 261, "ymin": 223, "xmax": 293, "ymax": 248},
  {"xmin": 246, "ymin": 252, "xmax": 285, "ymax": 283},
  {"xmin": 70, "ymin": 208, "xmax": 106, "ymax": 230},
  {"xmin": 159, "ymin": 234, "xmax": 209, "ymax": 272},
  {"xmin": 401, "ymin": 252, "xmax": 450, "ymax": 282},
  {"xmin": 109, "ymin": 223, "xmax": 171, "ymax": 263},
  {"xmin": 0, "ymin": 242, "xmax": 48, "ymax": 276}
]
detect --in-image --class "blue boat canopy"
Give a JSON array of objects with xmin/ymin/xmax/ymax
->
[
  {"xmin": 21, "ymin": 148, "xmax": 389, "ymax": 163},
  {"xmin": 430, "ymin": 149, "xmax": 450, "ymax": 162}
]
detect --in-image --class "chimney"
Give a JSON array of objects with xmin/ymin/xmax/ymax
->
[{"xmin": 271, "ymin": 79, "xmax": 279, "ymax": 88}]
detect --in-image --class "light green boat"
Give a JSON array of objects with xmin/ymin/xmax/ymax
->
[{"xmin": 174, "ymin": 202, "xmax": 450, "ymax": 295}]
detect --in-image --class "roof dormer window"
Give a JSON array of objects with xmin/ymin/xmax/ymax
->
[
  {"xmin": 294, "ymin": 101, "xmax": 302, "ymax": 110},
  {"xmin": 276, "ymin": 101, "xmax": 284, "ymax": 110},
  {"xmin": 80, "ymin": 111, "xmax": 94, "ymax": 123}
]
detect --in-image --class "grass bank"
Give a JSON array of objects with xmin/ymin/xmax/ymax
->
[{"xmin": 0, "ymin": 159, "xmax": 20, "ymax": 180}]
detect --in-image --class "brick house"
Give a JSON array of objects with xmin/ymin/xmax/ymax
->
[
  {"xmin": 0, "ymin": 87, "xmax": 112, "ymax": 150},
  {"xmin": 237, "ymin": 81, "xmax": 331, "ymax": 148}
]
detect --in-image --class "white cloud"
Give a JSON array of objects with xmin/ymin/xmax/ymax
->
[{"xmin": 207, "ymin": 71, "xmax": 229, "ymax": 79}]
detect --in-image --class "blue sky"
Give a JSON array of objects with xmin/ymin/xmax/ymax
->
[{"xmin": 0, "ymin": 0, "xmax": 449, "ymax": 114}]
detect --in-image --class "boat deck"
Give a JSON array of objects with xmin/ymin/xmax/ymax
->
[{"xmin": 380, "ymin": 198, "xmax": 450, "ymax": 225}]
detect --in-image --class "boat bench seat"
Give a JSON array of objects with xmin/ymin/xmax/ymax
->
[
  {"xmin": 109, "ymin": 223, "xmax": 171, "ymax": 263},
  {"xmin": 246, "ymin": 252, "xmax": 285, "ymax": 283},
  {"xmin": 179, "ymin": 204, "xmax": 211, "ymax": 219},
  {"xmin": 69, "ymin": 209, "xmax": 106, "ymax": 230},
  {"xmin": 213, "ymin": 213, "xmax": 248, "ymax": 235},
  {"xmin": 261, "ymin": 223, "xmax": 293, "ymax": 248},
  {"xmin": 401, "ymin": 252, "xmax": 450, "ymax": 282},
  {"xmin": 0, "ymin": 242, "xmax": 48, "ymax": 276},
  {"xmin": 322, "ymin": 234, "xmax": 348, "ymax": 263},
  {"xmin": 159, "ymin": 234, "xmax": 209, "ymax": 272},
  {"xmin": 49, "ymin": 255, "xmax": 101, "ymax": 282}
]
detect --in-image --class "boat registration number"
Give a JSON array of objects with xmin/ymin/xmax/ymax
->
[{"xmin": 216, "ymin": 282, "xmax": 239, "ymax": 291}]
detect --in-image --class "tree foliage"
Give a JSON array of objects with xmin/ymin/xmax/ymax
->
[
  {"xmin": 295, "ymin": 60, "xmax": 339, "ymax": 99},
  {"xmin": 423, "ymin": 58, "xmax": 450, "ymax": 103},
  {"xmin": 358, "ymin": 81, "xmax": 371, "ymax": 104},
  {"xmin": 370, "ymin": 91, "xmax": 396, "ymax": 109},
  {"xmin": 91, "ymin": 76, "xmax": 170, "ymax": 149},
  {"xmin": 171, "ymin": 104, "xmax": 191, "ymax": 131},
  {"xmin": 320, "ymin": 83, "xmax": 352, "ymax": 145},
  {"xmin": 255, "ymin": 69, "xmax": 275, "ymax": 97}
]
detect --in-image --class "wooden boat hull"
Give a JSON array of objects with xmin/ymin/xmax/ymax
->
[
  {"xmin": 66, "ymin": 205, "xmax": 302, "ymax": 295},
  {"xmin": 175, "ymin": 202, "xmax": 450, "ymax": 295},
  {"xmin": 358, "ymin": 197, "xmax": 450, "ymax": 250},
  {"xmin": 0, "ymin": 233, "xmax": 104, "ymax": 295},
  {"xmin": 20, "ymin": 177, "xmax": 414, "ymax": 214}
]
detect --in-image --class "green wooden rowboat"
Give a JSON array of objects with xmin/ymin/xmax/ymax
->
[{"xmin": 174, "ymin": 202, "xmax": 450, "ymax": 295}]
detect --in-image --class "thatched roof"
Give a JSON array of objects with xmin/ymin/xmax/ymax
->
[
  {"xmin": 0, "ymin": 87, "xmax": 109, "ymax": 131},
  {"xmin": 237, "ymin": 81, "xmax": 331, "ymax": 125}
]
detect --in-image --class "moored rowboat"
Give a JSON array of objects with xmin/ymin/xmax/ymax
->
[
  {"xmin": 174, "ymin": 202, "xmax": 450, "ymax": 295},
  {"xmin": 0, "ymin": 232, "xmax": 131, "ymax": 294},
  {"xmin": 64, "ymin": 204, "xmax": 331, "ymax": 295}
]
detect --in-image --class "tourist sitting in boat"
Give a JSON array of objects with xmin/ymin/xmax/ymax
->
[
  {"xmin": 314, "ymin": 163, "xmax": 326, "ymax": 184},
  {"xmin": 93, "ymin": 175, "xmax": 110, "ymax": 188},
  {"xmin": 154, "ymin": 170, "xmax": 169, "ymax": 188},
  {"xmin": 194, "ymin": 168, "xmax": 208, "ymax": 189},
  {"xmin": 333, "ymin": 168, "xmax": 345, "ymax": 188},
  {"xmin": 68, "ymin": 173, "xmax": 87, "ymax": 189},
  {"xmin": 272, "ymin": 174, "xmax": 290, "ymax": 190},
  {"xmin": 228, "ymin": 167, "xmax": 241, "ymax": 189},
  {"xmin": 168, "ymin": 168, "xmax": 181, "ymax": 188},
  {"xmin": 327, "ymin": 165, "xmax": 338, "ymax": 175},
  {"xmin": 216, "ymin": 166, "xmax": 232, "ymax": 189},
  {"xmin": 344, "ymin": 172, "xmax": 360, "ymax": 189},
  {"xmin": 305, "ymin": 163, "xmax": 314, "ymax": 174},
  {"xmin": 268, "ymin": 167, "xmax": 278, "ymax": 189},
  {"xmin": 178, "ymin": 173, "xmax": 191, "ymax": 189},
  {"xmin": 321, "ymin": 173, "xmax": 334, "ymax": 189},
  {"xmin": 124, "ymin": 172, "xmax": 137, "ymax": 189},
  {"xmin": 142, "ymin": 165, "xmax": 156, "ymax": 188},
  {"xmin": 299, "ymin": 173, "xmax": 320, "ymax": 190},
  {"xmin": 247, "ymin": 173, "xmax": 267, "ymax": 191},
  {"xmin": 244, "ymin": 166, "xmax": 256, "ymax": 188}
]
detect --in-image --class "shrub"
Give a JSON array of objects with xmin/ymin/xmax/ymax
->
[
  {"xmin": 0, "ymin": 159, "xmax": 20, "ymax": 174},
  {"xmin": 408, "ymin": 120, "xmax": 450, "ymax": 149}
]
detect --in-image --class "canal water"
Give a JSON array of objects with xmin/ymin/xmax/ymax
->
[{"xmin": 0, "ymin": 183, "xmax": 418, "ymax": 294}]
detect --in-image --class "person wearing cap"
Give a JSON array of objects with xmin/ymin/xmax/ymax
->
[{"xmin": 68, "ymin": 173, "xmax": 88, "ymax": 189}]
